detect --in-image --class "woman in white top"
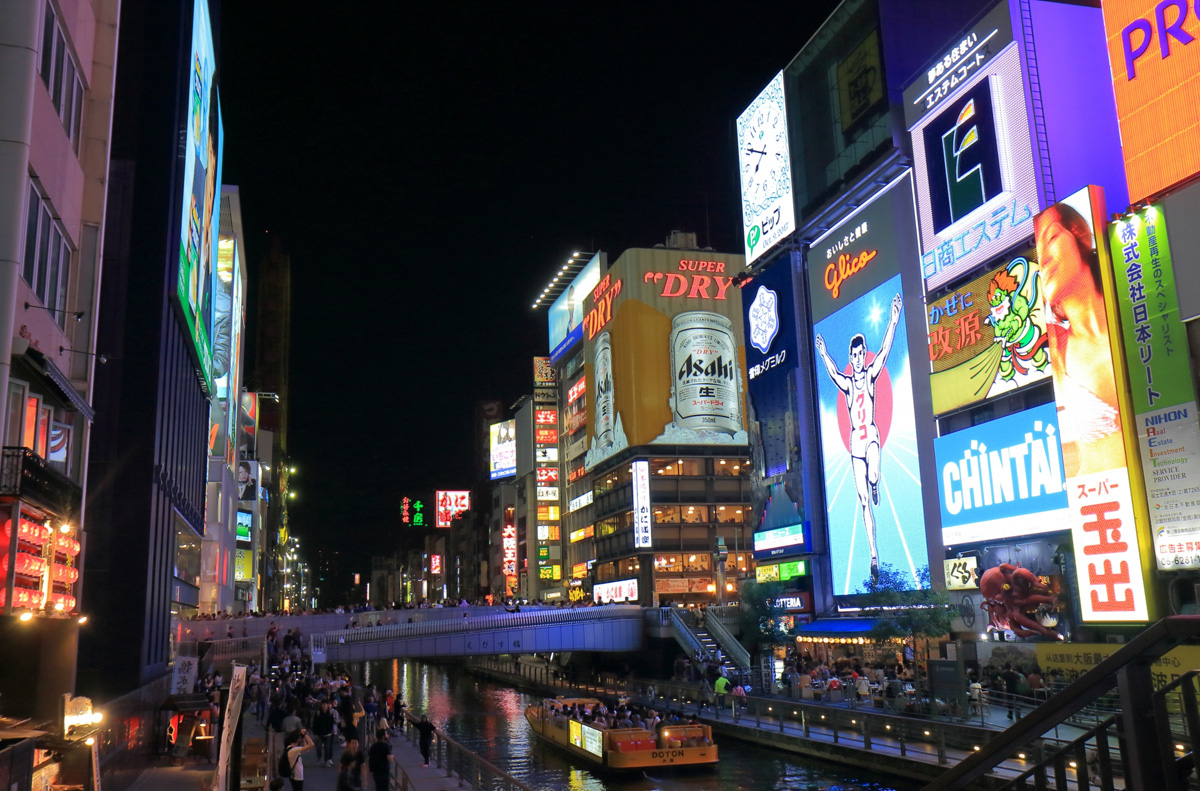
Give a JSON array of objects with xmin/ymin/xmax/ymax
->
[{"xmin": 285, "ymin": 729, "xmax": 314, "ymax": 791}]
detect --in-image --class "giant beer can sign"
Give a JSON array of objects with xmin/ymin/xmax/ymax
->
[
  {"xmin": 593, "ymin": 331, "xmax": 615, "ymax": 450},
  {"xmin": 669, "ymin": 312, "xmax": 742, "ymax": 435}
]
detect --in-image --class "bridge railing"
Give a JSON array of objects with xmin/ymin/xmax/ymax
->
[
  {"xmin": 324, "ymin": 604, "xmax": 644, "ymax": 646},
  {"xmin": 665, "ymin": 606, "xmax": 708, "ymax": 660},
  {"xmin": 398, "ymin": 712, "xmax": 532, "ymax": 791}
]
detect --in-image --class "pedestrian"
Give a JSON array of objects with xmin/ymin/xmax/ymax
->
[
  {"xmin": 341, "ymin": 736, "xmax": 366, "ymax": 786},
  {"xmin": 1001, "ymin": 663, "xmax": 1022, "ymax": 720},
  {"xmin": 282, "ymin": 729, "xmax": 313, "ymax": 791},
  {"xmin": 313, "ymin": 700, "xmax": 336, "ymax": 767},
  {"xmin": 415, "ymin": 715, "xmax": 436, "ymax": 766},
  {"xmin": 367, "ymin": 728, "xmax": 393, "ymax": 791},
  {"xmin": 336, "ymin": 752, "xmax": 362, "ymax": 791},
  {"xmin": 713, "ymin": 674, "xmax": 729, "ymax": 714}
]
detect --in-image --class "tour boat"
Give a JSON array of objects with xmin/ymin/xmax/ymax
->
[{"xmin": 524, "ymin": 696, "xmax": 718, "ymax": 771}]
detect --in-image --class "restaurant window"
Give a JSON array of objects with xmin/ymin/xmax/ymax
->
[
  {"xmin": 680, "ymin": 505, "xmax": 709, "ymax": 524},
  {"xmin": 682, "ymin": 554, "xmax": 711, "ymax": 573},
  {"xmin": 726, "ymin": 552, "xmax": 750, "ymax": 573},
  {"xmin": 654, "ymin": 555, "xmax": 684, "ymax": 573},
  {"xmin": 653, "ymin": 506, "xmax": 680, "ymax": 525},
  {"xmin": 37, "ymin": 405, "xmax": 51, "ymax": 458},
  {"xmin": 48, "ymin": 422, "xmax": 71, "ymax": 476},
  {"xmin": 714, "ymin": 505, "xmax": 746, "ymax": 524},
  {"xmin": 5, "ymin": 381, "xmax": 27, "ymax": 447},
  {"xmin": 23, "ymin": 396, "xmax": 39, "ymax": 452},
  {"xmin": 713, "ymin": 459, "xmax": 747, "ymax": 476},
  {"xmin": 617, "ymin": 557, "xmax": 641, "ymax": 576}
]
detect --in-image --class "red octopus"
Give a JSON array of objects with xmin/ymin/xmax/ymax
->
[{"xmin": 979, "ymin": 563, "xmax": 1063, "ymax": 641}]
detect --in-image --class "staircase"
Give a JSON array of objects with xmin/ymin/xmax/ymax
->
[
  {"xmin": 666, "ymin": 608, "xmax": 746, "ymax": 682},
  {"xmin": 925, "ymin": 616, "xmax": 1200, "ymax": 791}
]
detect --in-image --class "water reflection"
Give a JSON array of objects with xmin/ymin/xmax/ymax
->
[{"xmin": 367, "ymin": 659, "xmax": 917, "ymax": 791}]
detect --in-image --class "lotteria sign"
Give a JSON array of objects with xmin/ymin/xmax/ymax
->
[{"xmin": 935, "ymin": 403, "xmax": 1069, "ymax": 545}]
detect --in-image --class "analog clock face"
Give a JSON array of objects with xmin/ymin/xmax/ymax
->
[
  {"xmin": 737, "ymin": 72, "xmax": 795, "ymax": 265},
  {"xmin": 740, "ymin": 100, "xmax": 789, "ymax": 214}
]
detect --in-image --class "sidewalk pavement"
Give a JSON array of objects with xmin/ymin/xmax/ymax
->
[{"xmin": 126, "ymin": 717, "xmax": 462, "ymax": 791}]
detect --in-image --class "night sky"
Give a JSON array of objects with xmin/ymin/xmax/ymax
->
[{"xmin": 217, "ymin": 4, "xmax": 840, "ymax": 564}]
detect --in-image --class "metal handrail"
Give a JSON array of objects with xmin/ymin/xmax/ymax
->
[
  {"xmin": 926, "ymin": 615, "xmax": 1200, "ymax": 791},
  {"xmin": 665, "ymin": 607, "xmax": 708, "ymax": 660},
  {"xmin": 326, "ymin": 605, "xmax": 642, "ymax": 646},
  {"xmin": 706, "ymin": 612, "xmax": 751, "ymax": 670},
  {"xmin": 399, "ymin": 713, "xmax": 532, "ymax": 791}
]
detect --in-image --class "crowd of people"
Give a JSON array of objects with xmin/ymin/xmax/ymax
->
[
  {"xmin": 222, "ymin": 628, "xmax": 440, "ymax": 791},
  {"xmin": 543, "ymin": 698, "xmax": 713, "ymax": 746}
]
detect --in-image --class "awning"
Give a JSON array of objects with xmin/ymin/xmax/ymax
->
[
  {"xmin": 794, "ymin": 618, "xmax": 884, "ymax": 639},
  {"xmin": 21, "ymin": 348, "xmax": 95, "ymax": 421}
]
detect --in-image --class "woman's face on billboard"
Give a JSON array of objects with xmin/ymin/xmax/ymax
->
[{"xmin": 1035, "ymin": 210, "xmax": 1086, "ymax": 308}]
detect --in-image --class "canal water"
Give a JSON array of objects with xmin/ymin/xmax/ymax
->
[{"xmin": 365, "ymin": 659, "xmax": 920, "ymax": 791}]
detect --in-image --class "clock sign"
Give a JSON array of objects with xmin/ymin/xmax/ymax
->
[{"xmin": 738, "ymin": 71, "xmax": 796, "ymax": 266}]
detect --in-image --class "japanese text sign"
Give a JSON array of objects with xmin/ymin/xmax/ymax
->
[
  {"xmin": 435, "ymin": 490, "xmax": 470, "ymax": 528},
  {"xmin": 926, "ymin": 250, "xmax": 1051, "ymax": 414},
  {"xmin": 632, "ymin": 460, "xmax": 652, "ymax": 549},
  {"xmin": 1110, "ymin": 205, "xmax": 1200, "ymax": 570}
]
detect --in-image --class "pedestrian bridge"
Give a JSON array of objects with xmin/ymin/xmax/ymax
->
[{"xmin": 308, "ymin": 606, "xmax": 645, "ymax": 663}]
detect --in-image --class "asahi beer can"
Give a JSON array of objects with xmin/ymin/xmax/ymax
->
[
  {"xmin": 593, "ymin": 331, "xmax": 614, "ymax": 449},
  {"xmin": 670, "ymin": 312, "xmax": 742, "ymax": 434}
]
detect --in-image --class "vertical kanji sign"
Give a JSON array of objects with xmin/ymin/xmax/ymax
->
[{"xmin": 1034, "ymin": 186, "xmax": 1151, "ymax": 621}]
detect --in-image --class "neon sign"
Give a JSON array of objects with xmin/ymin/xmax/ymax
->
[
  {"xmin": 642, "ymin": 270, "xmax": 735, "ymax": 300},
  {"xmin": 583, "ymin": 275, "xmax": 623, "ymax": 340},
  {"xmin": 824, "ymin": 248, "xmax": 877, "ymax": 300},
  {"xmin": 568, "ymin": 378, "xmax": 586, "ymax": 403},
  {"xmin": 502, "ymin": 524, "xmax": 517, "ymax": 576}
]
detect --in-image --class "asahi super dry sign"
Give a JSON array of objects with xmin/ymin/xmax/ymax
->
[{"xmin": 582, "ymin": 248, "xmax": 748, "ymax": 472}]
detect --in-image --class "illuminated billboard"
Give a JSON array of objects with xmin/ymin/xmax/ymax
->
[
  {"xmin": 581, "ymin": 249, "xmax": 748, "ymax": 472},
  {"xmin": 489, "ymin": 419, "xmax": 516, "ymax": 480},
  {"xmin": 1109, "ymin": 204, "xmax": 1200, "ymax": 570},
  {"xmin": 737, "ymin": 72, "xmax": 795, "ymax": 266},
  {"xmin": 907, "ymin": 21, "xmax": 1039, "ymax": 290},
  {"xmin": 502, "ymin": 523, "xmax": 517, "ymax": 576},
  {"xmin": 1102, "ymin": 0, "xmax": 1200, "ymax": 202},
  {"xmin": 632, "ymin": 460, "xmax": 651, "ymax": 548},
  {"xmin": 235, "ymin": 509, "xmax": 252, "ymax": 543},
  {"xmin": 435, "ymin": 491, "xmax": 470, "ymax": 528},
  {"xmin": 926, "ymin": 250, "xmax": 1051, "ymax": 414},
  {"xmin": 935, "ymin": 403, "xmax": 1069, "ymax": 545},
  {"xmin": 809, "ymin": 173, "xmax": 930, "ymax": 595},
  {"xmin": 752, "ymin": 523, "xmax": 807, "ymax": 560},
  {"xmin": 177, "ymin": 0, "xmax": 223, "ymax": 393},
  {"xmin": 593, "ymin": 578, "xmax": 638, "ymax": 603},
  {"xmin": 548, "ymin": 253, "xmax": 603, "ymax": 363},
  {"xmin": 1035, "ymin": 186, "xmax": 1151, "ymax": 621},
  {"xmin": 743, "ymin": 256, "xmax": 801, "ymax": 478}
]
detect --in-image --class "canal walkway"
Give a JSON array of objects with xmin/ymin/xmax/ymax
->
[
  {"xmin": 467, "ymin": 656, "xmax": 1109, "ymax": 790},
  {"xmin": 125, "ymin": 715, "xmax": 508, "ymax": 791}
]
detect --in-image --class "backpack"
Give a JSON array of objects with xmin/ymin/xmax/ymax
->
[{"xmin": 278, "ymin": 749, "xmax": 295, "ymax": 779}]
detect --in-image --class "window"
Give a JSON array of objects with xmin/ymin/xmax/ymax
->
[
  {"xmin": 5, "ymin": 381, "xmax": 27, "ymax": 447},
  {"xmin": 653, "ymin": 506, "xmax": 680, "ymax": 525},
  {"xmin": 22, "ymin": 184, "xmax": 71, "ymax": 326},
  {"xmin": 713, "ymin": 459, "xmax": 748, "ymax": 476},
  {"xmin": 48, "ymin": 422, "xmax": 71, "ymax": 477},
  {"xmin": 37, "ymin": 3, "xmax": 85, "ymax": 152},
  {"xmin": 681, "ymin": 505, "xmax": 709, "ymax": 524},
  {"xmin": 714, "ymin": 505, "xmax": 746, "ymax": 524}
]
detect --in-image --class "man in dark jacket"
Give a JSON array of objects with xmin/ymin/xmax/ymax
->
[
  {"xmin": 367, "ymin": 729, "xmax": 392, "ymax": 790},
  {"xmin": 312, "ymin": 700, "xmax": 337, "ymax": 767}
]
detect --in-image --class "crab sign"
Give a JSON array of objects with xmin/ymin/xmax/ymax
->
[{"xmin": 979, "ymin": 563, "xmax": 1063, "ymax": 641}]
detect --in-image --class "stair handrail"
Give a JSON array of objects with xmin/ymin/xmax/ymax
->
[
  {"xmin": 665, "ymin": 606, "xmax": 709, "ymax": 660},
  {"xmin": 924, "ymin": 615, "xmax": 1200, "ymax": 791},
  {"xmin": 706, "ymin": 611, "xmax": 751, "ymax": 669}
]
